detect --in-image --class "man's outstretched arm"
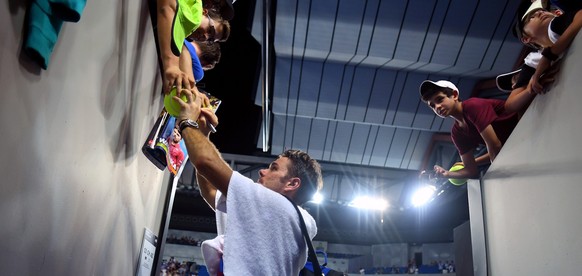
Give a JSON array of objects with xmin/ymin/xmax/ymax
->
[{"xmin": 176, "ymin": 89, "xmax": 233, "ymax": 196}]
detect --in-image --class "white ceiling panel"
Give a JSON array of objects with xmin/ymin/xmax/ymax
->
[
  {"xmin": 315, "ymin": 62, "xmax": 345, "ymax": 118},
  {"xmin": 363, "ymin": 69, "xmax": 398, "ymax": 124},
  {"xmin": 391, "ymin": 0, "xmax": 438, "ymax": 62},
  {"xmin": 344, "ymin": 67, "xmax": 376, "ymax": 122},
  {"xmin": 367, "ymin": 0, "xmax": 407, "ymax": 60},
  {"xmin": 344, "ymin": 124, "xmax": 371, "ymax": 164},
  {"xmin": 367, "ymin": 126, "xmax": 396, "ymax": 167},
  {"xmin": 384, "ymin": 128, "xmax": 413, "ymax": 168},
  {"xmin": 328, "ymin": 121, "xmax": 353, "ymax": 163}
]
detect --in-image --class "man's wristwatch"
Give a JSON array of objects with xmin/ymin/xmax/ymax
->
[{"xmin": 178, "ymin": 119, "xmax": 199, "ymax": 134}]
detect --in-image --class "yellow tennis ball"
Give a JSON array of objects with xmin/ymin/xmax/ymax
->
[
  {"xmin": 164, "ymin": 87, "xmax": 188, "ymax": 117},
  {"xmin": 448, "ymin": 164, "xmax": 467, "ymax": 186}
]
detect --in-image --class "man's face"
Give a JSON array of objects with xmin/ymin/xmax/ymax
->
[
  {"xmin": 425, "ymin": 91, "xmax": 457, "ymax": 118},
  {"xmin": 257, "ymin": 157, "xmax": 294, "ymax": 193},
  {"xmin": 172, "ymin": 128, "xmax": 182, "ymax": 143},
  {"xmin": 522, "ymin": 9, "xmax": 555, "ymax": 46}
]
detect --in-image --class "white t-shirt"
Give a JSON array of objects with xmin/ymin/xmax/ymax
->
[{"xmin": 215, "ymin": 171, "xmax": 317, "ymax": 276}]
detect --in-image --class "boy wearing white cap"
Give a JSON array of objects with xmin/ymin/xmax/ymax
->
[{"xmin": 419, "ymin": 80, "xmax": 519, "ymax": 180}]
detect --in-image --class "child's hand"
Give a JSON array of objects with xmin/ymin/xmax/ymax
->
[
  {"xmin": 433, "ymin": 165, "xmax": 449, "ymax": 178},
  {"xmin": 197, "ymin": 91, "xmax": 211, "ymax": 108},
  {"xmin": 528, "ymin": 75, "xmax": 544, "ymax": 95},
  {"xmin": 536, "ymin": 59, "xmax": 562, "ymax": 94},
  {"xmin": 164, "ymin": 65, "xmax": 193, "ymax": 94}
]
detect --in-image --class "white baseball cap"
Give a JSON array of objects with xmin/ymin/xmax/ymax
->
[{"xmin": 419, "ymin": 80, "xmax": 459, "ymax": 98}]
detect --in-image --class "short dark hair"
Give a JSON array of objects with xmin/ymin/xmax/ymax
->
[
  {"xmin": 208, "ymin": 11, "xmax": 231, "ymax": 42},
  {"xmin": 196, "ymin": 41, "xmax": 221, "ymax": 69},
  {"xmin": 202, "ymin": 0, "xmax": 222, "ymax": 10},
  {"xmin": 281, "ymin": 149, "xmax": 323, "ymax": 205},
  {"xmin": 421, "ymin": 87, "xmax": 455, "ymax": 103}
]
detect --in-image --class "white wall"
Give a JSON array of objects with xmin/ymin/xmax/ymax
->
[
  {"xmin": 481, "ymin": 35, "xmax": 582, "ymax": 275},
  {"xmin": 422, "ymin": 243, "xmax": 454, "ymax": 265},
  {"xmin": 0, "ymin": 0, "xmax": 166, "ymax": 274},
  {"xmin": 371, "ymin": 243, "xmax": 408, "ymax": 267}
]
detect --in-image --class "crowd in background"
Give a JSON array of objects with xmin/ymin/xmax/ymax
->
[{"xmin": 166, "ymin": 234, "xmax": 202, "ymax": 247}]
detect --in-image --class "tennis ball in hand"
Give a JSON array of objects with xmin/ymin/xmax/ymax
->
[
  {"xmin": 164, "ymin": 87, "xmax": 188, "ymax": 117},
  {"xmin": 448, "ymin": 164, "xmax": 467, "ymax": 186}
]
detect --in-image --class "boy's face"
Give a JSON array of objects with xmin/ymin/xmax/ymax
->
[
  {"xmin": 190, "ymin": 14, "xmax": 223, "ymax": 42},
  {"xmin": 425, "ymin": 91, "xmax": 458, "ymax": 118},
  {"xmin": 521, "ymin": 9, "xmax": 556, "ymax": 47}
]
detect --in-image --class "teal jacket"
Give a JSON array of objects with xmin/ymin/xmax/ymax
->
[{"xmin": 24, "ymin": 0, "xmax": 86, "ymax": 69}]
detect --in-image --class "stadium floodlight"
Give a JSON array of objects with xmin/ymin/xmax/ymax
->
[
  {"xmin": 311, "ymin": 192, "xmax": 323, "ymax": 204},
  {"xmin": 411, "ymin": 185, "xmax": 436, "ymax": 207},
  {"xmin": 349, "ymin": 196, "xmax": 389, "ymax": 211}
]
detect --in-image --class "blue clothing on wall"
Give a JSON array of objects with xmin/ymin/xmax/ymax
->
[
  {"xmin": 23, "ymin": 0, "xmax": 86, "ymax": 69},
  {"xmin": 184, "ymin": 40, "xmax": 205, "ymax": 82},
  {"xmin": 49, "ymin": 0, "xmax": 86, "ymax": 22}
]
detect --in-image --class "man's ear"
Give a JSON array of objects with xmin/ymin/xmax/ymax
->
[
  {"xmin": 202, "ymin": 8, "xmax": 209, "ymax": 16},
  {"xmin": 285, "ymin": 177, "xmax": 301, "ymax": 192}
]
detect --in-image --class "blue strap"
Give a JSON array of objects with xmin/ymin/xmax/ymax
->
[{"xmin": 219, "ymin": 257, "xmax": 223, "ymax": 273}]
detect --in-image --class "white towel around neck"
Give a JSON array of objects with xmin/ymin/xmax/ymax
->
[{"xmin": 209, "ymin": 171, "xmax": 316, "ymax": 276}]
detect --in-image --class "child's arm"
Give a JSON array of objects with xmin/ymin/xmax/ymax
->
[
  {"xmin": 433, "ymin": 150, "xmax": 480, "ymax": 179},
  {"xmin": 157, "ymin": 0, "xmax": 192, "ymax": 94},
  {"xmin": 480, "ymin": 125, "xmax": 503, "ymax": 162},
  {"xmin": 505, "ymin": 86, "xmax": 535, "ymax": 114},
  {"xmin": 474, "ymin": 153, "xmax": 491, "ymax": 167},
  {"xmin": 506, "ymin": 60, "xmax": 562, "ymax": 113},
  {"xmin": 530, "ymin": 10, "xmax": 582, "ymax": 93},
  {"xmin": 179, "ymin": 43, "xmax": 196, "ymax": 85}
]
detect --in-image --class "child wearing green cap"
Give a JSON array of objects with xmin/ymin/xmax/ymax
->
[{"xmin": 156, "ymin": 0, "xmax": 230, "ymax": 94}]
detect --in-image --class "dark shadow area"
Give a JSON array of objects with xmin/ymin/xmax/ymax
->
[{"xmin": 200, "ymin": 0, "xmax": 262, "ymax": 156}]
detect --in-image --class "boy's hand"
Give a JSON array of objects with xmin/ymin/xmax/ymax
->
[
  {"xmin": 528, "ymin": 75, "xmax": 544, "ymax": 95},
  {"xmin": 164, "ymin": 65, "xmax": 193, "ymax": 94},
  {"xmin": 197, "ymin": 91, "xmax": 211, "ymax": 108},
  {"xmin": 433, "ymin": 165, "xmax": 449, "ymax": 178},
  {"xmin": 535, "ymin": 59, "xmax": 562, "ymax": 94}
]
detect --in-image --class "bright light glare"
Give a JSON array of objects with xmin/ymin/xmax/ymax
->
[
  {"xmin": 349, "ymin": 196, "xmax": 389, "ymax": 211},
  {"xmin": 311, "ymin": 192, "xmax": 323, "ymax": 204},
  {"xmin": 411, "ymin": 185, "xmax": 436, "ymax": 207}
]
